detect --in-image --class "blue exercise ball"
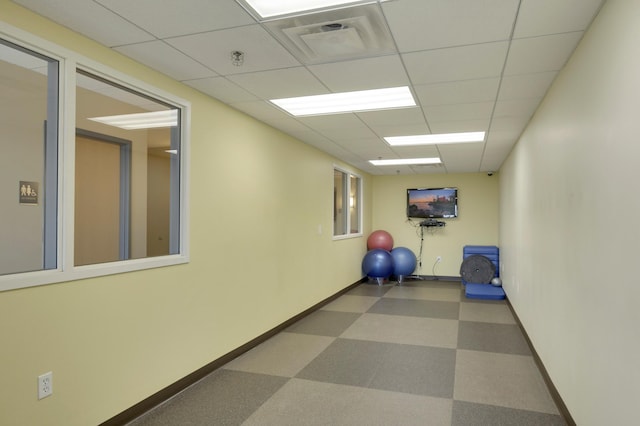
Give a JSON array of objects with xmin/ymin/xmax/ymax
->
[
  {"xmin": 391, "ymin": 247, "xmax": 417, "ymax": 277},
  {"xmin": 362, "ymin": 249, "xmax": 394, "ymax": 278}
]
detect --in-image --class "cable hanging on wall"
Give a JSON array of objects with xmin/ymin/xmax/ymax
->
[{"xmin": 405, "ymin": 217, "xmax": 445, "ymax": 276}]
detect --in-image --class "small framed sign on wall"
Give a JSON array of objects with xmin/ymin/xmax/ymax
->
[{"xmin": 19, "ymin": 181, "xmax": 39, "ymax": 205}]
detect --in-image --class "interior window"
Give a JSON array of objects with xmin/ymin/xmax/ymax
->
[
  {"xmin": 75, "ymin": 70, "xmax": 181, "ymax": 266},
  {"xmin": 0, "ymin": 40, "xmax": 58, "ymax": 275},
  {"xmin": 333, "ymin": 167, "xmax": 361, "ymax": 238}
]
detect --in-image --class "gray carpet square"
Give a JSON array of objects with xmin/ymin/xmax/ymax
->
[
  {"xmin": 296, "ymin": 338, "xmax": 456, "ymax": 398},
  {"xmin": 223, "ymin": 332, "xmax": 335, "ymax": 377},
  {"xmin": 321, "ymin": 294, "xmax": 380, "ymax": 313},
  {"xmin": 385, "ymin": 284, "xmax": 461, "ymax": 302},
  {"xmin": 459, "ymin": 302, "xmax": 516, "ymax": 324},
  {"xmin": 368, "ymin": 297, "xmax": 460, "ymax": 320},
  {"xmin": 454, "ymin": 350, "xmax": 559, "ymax": 414},
  {"xmin": 341, "ymin": 313, "xmax": 458, "ymax": 348},
  {"xmin": 243, "ymin": 378, "xmax": 453, "ymax": 426},
  {"xmin": 347, "ymin": 283, "xmax": 393, "ymax": 297},
  {"xmin": 398, "ymin": 279, "xmax": 461, "ymax": 288},
  {"xmin": 452, "ymin": 400, "xmax": 567, "ymax": 426},
  {"xmin": 128, "ymin": 370, "xmax": 288, "ymax": 426},
  {"xmin": 285, "ymin": 309, "xmax": 361, "ymax": 337},
  {"xmin": 458, "ymin": 321, "xmax": 531, "ymax": 355}
]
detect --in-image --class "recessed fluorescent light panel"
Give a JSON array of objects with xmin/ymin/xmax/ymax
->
[
  {"xmin": 89, "ymin": 110, "xmax": 178, "ymax": 130},
  {"xmin": 384, "ymin": 131, "xmax": 486, "ymax": 146},
  {"xmin": 240, "ymin": 0, "xmax": 373, "ymax": 18},
  {"xmin": 270, "ymin": 86, "xmax": 416, "ymax": 116},
  {"xmin": 369, "ymin": 158, "xmax": 442, "ymax": 166}
]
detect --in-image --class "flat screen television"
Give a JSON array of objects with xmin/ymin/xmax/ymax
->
[{"xmin": 406, "ymin": 187, "xmax": 458, "ymax": 219}]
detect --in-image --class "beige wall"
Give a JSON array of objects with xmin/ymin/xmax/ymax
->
[
  {"xmin": 372, "ymin": 173, "xmax": 499, "ymax": 277},
  {"xmin": 0, "ymin": 3, "xmax": 370, "ymax": 425},
  {"xmin": 499, "ymin": 1, "xmax": 640, "ymax": 425}
]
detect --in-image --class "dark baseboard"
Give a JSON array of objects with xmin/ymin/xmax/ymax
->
[
  {"xmin": 100, "ymin": 278, "xmax": 366, "ymax": 426},
  {"xmin": 409, "ymin": 274, "xmax": 461, "ymax": 282},
  {"xmin": 505, "ymin": 299, "xmax": 576, "ymax": 426}
]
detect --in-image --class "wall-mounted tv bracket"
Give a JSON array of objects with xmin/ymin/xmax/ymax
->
[{"xmin": 420, "ymin": 219, "xmax": 446, "ymax": 227}]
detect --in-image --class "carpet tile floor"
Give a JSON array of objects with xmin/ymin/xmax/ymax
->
[{"xmin": 128, "ymin": 280, "xmax": 565, "ymax": 426}]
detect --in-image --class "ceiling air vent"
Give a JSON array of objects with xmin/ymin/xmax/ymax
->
[{"xmin": 264, "ymin": 3, "xmax": 395, "ymax": 64}]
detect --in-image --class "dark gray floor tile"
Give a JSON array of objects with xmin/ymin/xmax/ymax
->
[
  {"xmin": 370, "ymin": 343, "xmax": 456, "ymax": 398},
  {"xmin": 296, "ymin": 338, "xmax": 456, "ymax": 398},
  {"xmin": 368, "ymin": 297, "xmax": 460, "ymax": 320},
  {"xmin": 128, "ymin": 370, "xmax": 288, "ymax": 426},
  {"xmin": 452, "ymin": 400, "xmax": 567, "ymax": 426},
  {"xmin": 347, "ymin": 282, "xmax": 394, "ymax": 297},
  {"xmin": 400, "ymin": 279, "xmax": 461, "ymax": 289},
  {"xmin": 285, "ymin": 310, "xmax": 361, "ymax": 337},
  {"xmin": 458, "ymin": 321, "xmax": 531, "ymax": 355}
]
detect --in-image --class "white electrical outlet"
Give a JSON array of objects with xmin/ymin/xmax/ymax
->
[
  {"xmin": 38, "ymin": 372, "xmax": 53, "ymax": 399},
  {"xmin": 436, "ymin": 256, "xmax": 442, "ymax": 263}
]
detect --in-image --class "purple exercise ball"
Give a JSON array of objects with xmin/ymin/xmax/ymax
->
[
  {"xmin": 362, "ymin": 249, "xmax": 394, "ymax": 278},
  {"xmin": 391, "ymin": 247, "xmax": 417, "ymax": 276}
]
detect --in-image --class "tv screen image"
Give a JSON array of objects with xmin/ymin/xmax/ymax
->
[{"xmin": 406, "ymin": 187, "xmax": 458, "ymax": 218}]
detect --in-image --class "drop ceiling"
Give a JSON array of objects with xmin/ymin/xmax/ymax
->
[{"xmin": 12, "ymin": 0, "xmax": 605, "ymax": 175}]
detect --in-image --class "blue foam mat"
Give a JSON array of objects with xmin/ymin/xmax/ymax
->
[{"xmin": 465, "ymin": 283, "xmax": 505, "ymax": 300}]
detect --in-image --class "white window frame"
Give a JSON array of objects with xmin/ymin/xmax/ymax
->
[
  {"xmin": 0, "ymin": 23, "xmax": 190, "ymax": 292},
  {"xmin": 333, "ymin": 165, "xmax": 363, "ymax": 240}
]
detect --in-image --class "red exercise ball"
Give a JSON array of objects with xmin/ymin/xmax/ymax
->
[{"xmin": 367, "ymin": 230, "xmax": 394, "ymax": 251}]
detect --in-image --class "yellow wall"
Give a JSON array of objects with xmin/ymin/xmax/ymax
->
[
  {"xmin": 499, "ymin": 1, "xmax": 640, "ymax": 425},
  {"xmin": 372, "ymin": 173, "xmax": 499, "ymax": 277},
  {"xmin": 0, "ymin": 3, "xmax": 370, "ymax": 425}
]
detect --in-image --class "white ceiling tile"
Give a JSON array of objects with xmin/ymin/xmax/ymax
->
[
  {"xmin": 494, "ymin": 98, "xmax": 541, "ymax": 119},
  {"xmin": 439, "ymin": 143, "xmax": 485, "ymax": 173},
  {"xmin": 297, "ymin": 113, "xmax": 364, "ymax": 131},
  {"xmin": 114, "ymin": 41, "xmax": 216, "ymax": 81},
  {"xmin": 403, "ymin": 42, "xmax": 509, "ymax": 85},
  {"xmin": 429, "ymin": 119, "xmax": 490, "ymax": 134},
  {"xmin": 344, "ymin": 137, "xmax": 391, "ymax": 149},
  {"xmin": 480, "ymin": 144, "xmax": 513, "ymax": 171},
  {"xmin": 13, "ymin": 0, "xmax": 155, "ymax": 46},
  {"xmin": 414, "ymin": 78, "xmax": 500, "ymax": 107},
  {"xmin": 345, "ymin": 143, "xmax": 399, "ymax": 160},
  {"xmin": 15, "ymin": 0, "xmax": 602, "ymax": 175},
  {"xmin": 498, "ymin": 72, "xmax": 557, "ymax": 101},
  {"xmin": 227, "ymin": 68, "xmax": 327, "ymax": 99},
  {"xmin": 389, "ymin": 145, "xmax": 441, "ymax": 158},
  {"xmin": 489, "ymin": 116, "xmax": 530, "ymax": 133},
  {"xmin": 503, "ymin": 32, "xmax": 584, "ymax": 76},
  {"xmin": 514, "ymin": 0, "xmax": 604, "ymax": 38},
  {"xmin": 357, "ymin": 107, "xmax": 425, "ymax": 127},
  {"xmin": 96, "ymin": 0, "xmax": 255, "ymax": 38},
  {"xmin": 383, "ymin": 0, "xmax": 519, "ymax": 52},
  {"xmin": 370, "ymin": 124, "xmax": 431, "ymax": 138},
  {"xmin": 486, "ymin": 132, "xmax": 519, "ymax": 150},
  {"xmin": 166, "ymin": 25, "xmax": 301, "ymax": 75},
  {"xmin": 409, "ymin": 164, "xmax": 445, "ymax": 175},
  {"xmin": 185, "ymin": 77, "xmax": 258, "ymax": 104},
  {"xmin": 308, "ymin": 55, "xmax": 409, "ymax": 92},
  {"xmin": 424, "ymin": 102, "xmax": 495, "ymax": 123},
  {"xmin": 316, "ymin": 126, "xmax": 378, "ymax": 141}
]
